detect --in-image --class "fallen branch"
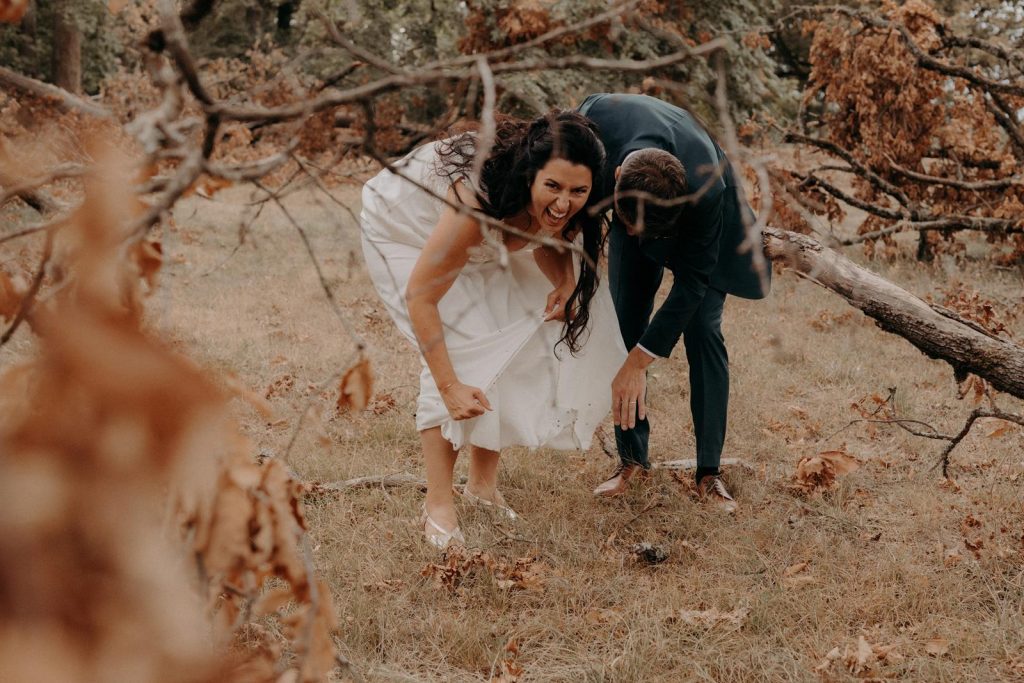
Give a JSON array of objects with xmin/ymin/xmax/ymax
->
[
  {"xmin": 308, "ymin": 473, "xmax": 470, "ymax": 494},
  {"xmin": 0, "ymin": 66, "xmax": 111, "ymax": 118},
  {"xmin": 764, "ymin": 227, "xmax": 1024, "ymax": 400},
  {"xmin": 654, "ymin": 457, "xmax": 750, "ymax": 471}
]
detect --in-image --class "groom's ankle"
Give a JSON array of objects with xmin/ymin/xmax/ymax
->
[{"xmin": 695, "ymin": 466, "xmax": 719, "ymax": 484}]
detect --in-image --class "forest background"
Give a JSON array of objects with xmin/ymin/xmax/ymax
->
[{"xmin": 1, "ymin": 0, "xmax": 1023, "ymax": 681}]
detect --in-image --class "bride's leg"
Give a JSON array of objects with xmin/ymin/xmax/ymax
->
[
  {"xmin": 466, "ymin": 446, "xmax": 501, "ymax": 501},
  {"xmin": 421, "ymin": 427, "xmax": 459, "ymax": 532},
  {"xmin": 466, "ymin": 447, "xmax": 517, "ymax": 519}
]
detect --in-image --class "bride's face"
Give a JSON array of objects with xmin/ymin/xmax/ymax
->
[{"xmin": 526, "ymin": 158, "xmax": 593, "ymax": 235}]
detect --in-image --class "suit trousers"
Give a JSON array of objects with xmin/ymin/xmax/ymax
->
[{"xmin": 608, "ymin": 227, "xmax": 729, "ymax": 470}]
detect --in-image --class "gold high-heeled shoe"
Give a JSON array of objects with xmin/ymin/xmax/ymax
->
[
  {"xmin": 462, "ymin": 486, "xmax": 519, "ymax": 521},
  {"xmin": 420, "ymin": 505, "xmax": 465, "ymax": 549}
]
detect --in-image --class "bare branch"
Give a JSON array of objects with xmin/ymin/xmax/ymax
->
[
  {"xmin": 889, "ymin": 162, "xmax": 1024, "ymax": 191},
  {"xmin": 315, "ymin": 9, "xmax": 401, "ymax": 75},
  {"xmin": 783, "ymin": 132, "xmax": 914, "ymax": 209},
  {"xmin": 711, "ymin": 50, "xmax": 769, "ymax": 293},
  {"xmin": 0, "ymin": 163, "xmax": 86, "ymax": 209},
  {"xmin": 0, "ymin": 65, "xmax": 111, "ymax": 118},
  {"xmin": 0, "ymin": 230, "xmax": 53, "ymax": 347},
  {"xmin": 207, "ymin": 39, "xmax": 729, "ymax": 125}
]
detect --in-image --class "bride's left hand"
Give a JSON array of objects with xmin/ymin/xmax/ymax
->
[{"xmin": 543, "ymin": 283, "xmax": 576, "ymax": 321}]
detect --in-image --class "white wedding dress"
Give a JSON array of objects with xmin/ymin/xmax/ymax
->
[{"xmin": 360, "ymin": 140, "xmax": 627, "ymax": 451}]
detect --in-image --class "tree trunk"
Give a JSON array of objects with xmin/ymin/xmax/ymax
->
[
  {"xmin": 52, "ymin": 0, "xmax": 81, "ymax": 95},
  {"xmin": 763, "ymin": 227, "xmax": 1024, "ymax": 400}
]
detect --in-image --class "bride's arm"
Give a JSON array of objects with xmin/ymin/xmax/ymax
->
[{"xmin": 406, "ymin": 182, "xmax": 493, "ymax": 419}]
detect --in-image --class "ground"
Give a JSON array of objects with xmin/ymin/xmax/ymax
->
[{"xmin": 53, "ymin": 177, "xmax": 1024, "ymax": 680}]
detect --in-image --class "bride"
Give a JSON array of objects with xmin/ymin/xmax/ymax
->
[{"xmin": 360, "ymin": 110, "xmax": 626, "ymax": 548}]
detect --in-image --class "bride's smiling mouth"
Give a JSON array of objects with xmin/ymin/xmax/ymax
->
[{"xmin": 544, "ymin": 206, "xmax": 569, "ymax": 223}]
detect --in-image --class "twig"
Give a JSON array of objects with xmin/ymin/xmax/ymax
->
[
  {"xmin": 933, "ymin": 408, "xmax": 1024, "ymax": 477},
  {"xmin": 0, "ymin": 230, "xmax": 53, "ymax": 347},
  {"xmin": 783, "ymin": 131, "xmax": 913, "ymax": 209},
  {"xmin": 315, "ymin": 9, "xmax": 401, "ymax": 75},
  {"xmin": 251, "ymin": 180, "xmax": 366, "ymax": 350},
  {"xmin": 204, "ymin": 39, "xmax": 729, "ymax": 125},
  {"xmin": 654, "ymin": 457, "xmax": 750, "ymax": 471},
  {"xmin": 312, "ymin": 473, "xmax": 427, "ymax": 493}
]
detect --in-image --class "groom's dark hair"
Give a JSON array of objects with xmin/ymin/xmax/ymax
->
[{"xmin": 614, "ymin": 149, "xmax": 687, "ymax": 238}]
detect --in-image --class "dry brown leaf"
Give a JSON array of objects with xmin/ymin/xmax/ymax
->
[
  {"xmin": 584, "ymin": 608, "xmax": 622, "ymax": 625},
  {"xmin": 337, "ymin": 355, "xmax": 373, "ymax": 412},
  {"xmin": 846, "ymin": 635, "xmax": 874, "ymax": 674},
  {"xmin": 782, "ymin": 574, "xmax": 818, "ymax": 589},
  {"xmin": 201, "ymin": 484, "xmax": 256, "ymax": 574},
  {"xmin": 131, "ymin": 239, "xmax": 163, "ymax": 291},
  {"xmin": 253, "ymin": 588, "xmax": 294, "ymax": 617},
  {"xmin": 191, "ymin": 175, "xmax": 233, "ymax": 199},
  {"xmin": 0, "ymin": 269, "xmax": 23, "ymax": 322},
  {"xmin": 814, "ymin": 646, "xmax": 842, "ymax": 674},
  {"xmin": 783, "ymin": 560, "xmax": 810, "ymax": 577},
  {"xmin": 924, "ymin": 637, "xmax": 950, "ymax": 657},
  {"xmin": 792, "ymin": 448, "xmax": 860, "ymax": 495},
  {"xmin": 422, "ymin": 547, "xmax": 548, "ymax": 594},
  {"xmin": 222, "ymin": 373, "xmax": 274, "ymax": 419},
  {"xmin": 0, "ymin": 0, "xmax": 28, "ymax": 22},
  {"xmin": 987, "ymin": 421, "xmax": 1014, "ymax": 438}
]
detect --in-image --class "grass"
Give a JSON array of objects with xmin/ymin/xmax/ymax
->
[{"xmin": 113, "ymin": 181, "xmax": 1024, "ymax": 680}]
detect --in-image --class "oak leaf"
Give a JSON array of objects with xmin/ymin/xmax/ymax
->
[{"xmin": 792, "ymin": 448, "xmax": 860, "ymax": 495}]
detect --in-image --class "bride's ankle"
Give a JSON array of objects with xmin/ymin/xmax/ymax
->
[
  {"xmin": 464, "ymin": 482, "xmax": 498, "ymax": 500},
  {"xmin": 423, "ymin": 499, "xmax": 457, "ymax": 527}
]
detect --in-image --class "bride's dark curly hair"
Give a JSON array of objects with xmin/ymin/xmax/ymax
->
[{"xmin": 435, "ymin": 110, "xmax": 607, "ymax": 354}]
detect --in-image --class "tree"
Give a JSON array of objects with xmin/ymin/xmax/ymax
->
[
  {"xmin": 52, "ymin": 0, "xmax": 82, "ymax": 93},
  {"xmin": 769, "ymin": 0, "xmax": 1024, "ymax": 264}
]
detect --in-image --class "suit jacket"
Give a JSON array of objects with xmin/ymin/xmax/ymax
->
[{"xmin": 578, "ymin": 93, "xmax": 770, "ymax": 358}]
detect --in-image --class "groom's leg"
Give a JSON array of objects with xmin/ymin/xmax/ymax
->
[
  {"xmin": 683, "ymin": 288, "xmax": 728, "ymax": 481},
  {"xmin": 608, "ymin": 225, "xmax": 662, "ymax": 469}
]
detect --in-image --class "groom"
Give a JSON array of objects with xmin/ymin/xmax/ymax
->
[{"xmin": 577, "ymin": 93, "xmax": 770, "ymax": 511}]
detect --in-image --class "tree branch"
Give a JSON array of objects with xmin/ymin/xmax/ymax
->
[{"xmin": 0, "ymin": 65, "xmax": 111, "ymax": 118}]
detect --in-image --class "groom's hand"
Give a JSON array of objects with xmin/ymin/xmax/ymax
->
[{"xmin": 611, "ymin": 348, "xmax": 654, "ymax": 430}]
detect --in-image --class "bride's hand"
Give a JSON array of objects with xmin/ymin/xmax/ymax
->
[
  {"xmin": 440, "ymin": 381, "xmax": 493, "ymax": 420},
  {"xmin": 543, "ymin": 282, "xmax": 576, "ymax": 322}
]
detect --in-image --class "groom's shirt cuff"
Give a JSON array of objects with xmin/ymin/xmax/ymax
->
[{"xmin": 636, "ymin": 343, "xmax": 662, "ymax": 360}]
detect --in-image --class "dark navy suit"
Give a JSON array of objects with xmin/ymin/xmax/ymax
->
[{"xmin": 578, "ymin": 93, "xmax": 769, "ymax": 470}]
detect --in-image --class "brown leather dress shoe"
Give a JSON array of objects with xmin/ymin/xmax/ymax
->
[
  {"xmin": 696, "ymin": 474, "xmax": 738, "ymax": 514},
  {"xmin": 593, "ymin": 462, "xmax": 647, "ymax": 498}
]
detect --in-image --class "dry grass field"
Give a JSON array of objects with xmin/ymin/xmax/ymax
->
[{"xmin": 116, "ymin": 178, "xmax": 1024, "ymax": 681}]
